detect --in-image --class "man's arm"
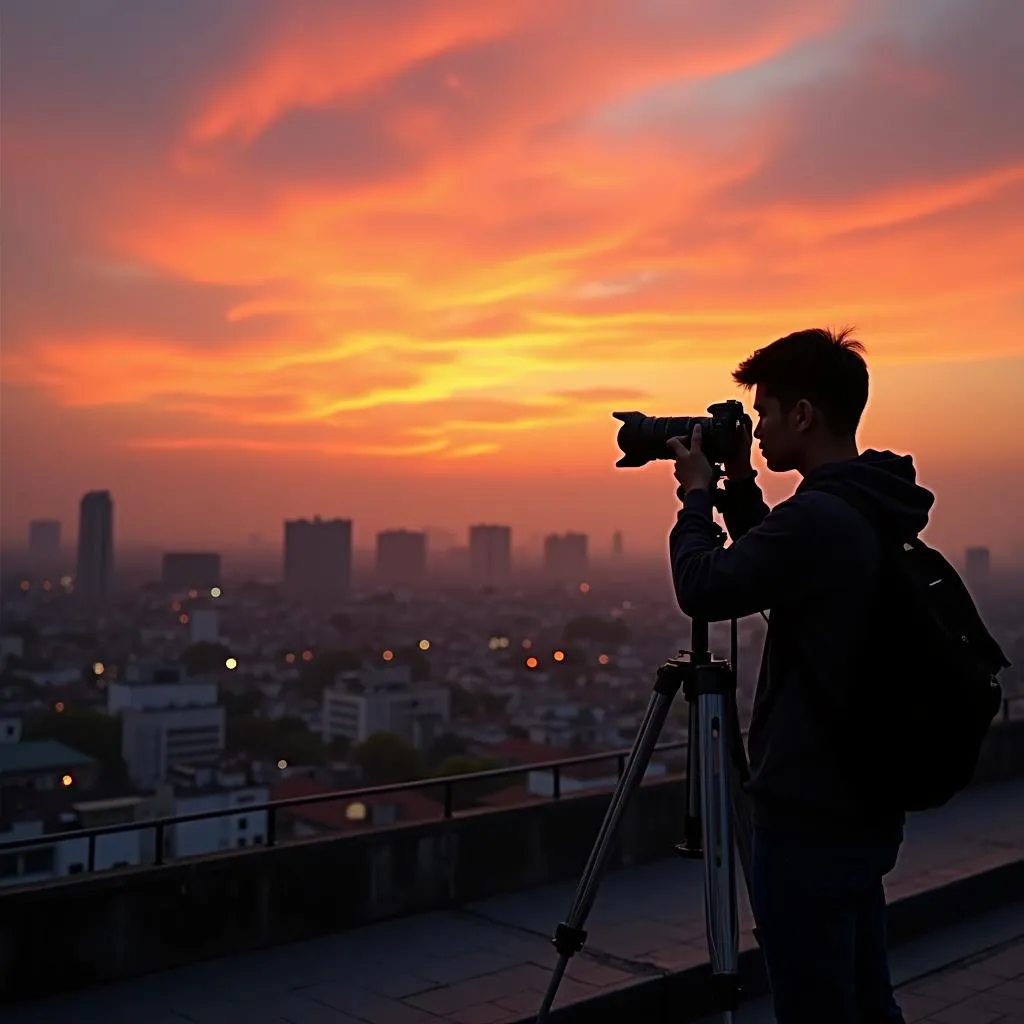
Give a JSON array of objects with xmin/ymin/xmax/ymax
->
[
  {"xmin": 669, "ymin": 488, "xmax": 814, "ymax": 622},
  {"xmin": 714, "ymin": 472, "xmax": 771, "ymax": 541}
]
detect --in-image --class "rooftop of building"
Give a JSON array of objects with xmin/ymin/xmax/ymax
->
[
  {"xmin": 0, "ymin": 739, "xmax": 96, "ymax": 775},
  {"xmin": 3, "ymin": 776, "xmax": 1022, "ymax": 1024}
]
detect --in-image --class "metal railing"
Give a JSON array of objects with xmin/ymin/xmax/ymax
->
[
  {"xmin": 0, "ymin": 740, "xmax": 690, "ymax": 870},
  {"xmin": 2, "ymin": 701, "xmax": 1020, "ymax": 876}
]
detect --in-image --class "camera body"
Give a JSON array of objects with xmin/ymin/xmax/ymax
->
[{"xmin": 612, "ymin": 399, "xmax": 747, "ymax": 468}]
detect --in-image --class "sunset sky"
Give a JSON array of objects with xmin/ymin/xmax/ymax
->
[{"xmin": 2, "ymin": 0, "xmax": 1022, "ymax": 560}]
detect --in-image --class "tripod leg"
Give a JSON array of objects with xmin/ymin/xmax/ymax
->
[
  {"xmin": 724, "ymin": 694, "xmax": 754, "ymax": 899},
  {"xmin": 698, "ymin": 690, "xmax": 740, "ymax": 1019},
  {"xmin": 535, "ymin": 670, "xmax": 682, "ymax": 1023}
]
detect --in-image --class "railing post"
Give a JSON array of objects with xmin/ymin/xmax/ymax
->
[
  {"xmin": 155, "ymin": 821, "xmax": 165, "ymax": 866},
  {"xmin": 267, "ymin": 806, "xmax": 277, "ymax": 846},
  {"xmin": 552, "ymin": 765, "xmax": 561, "ymax": 800},
  {"xmin": 444, "ymin": 781, "xmax": 454, "ymax": 819},
  {"xmin": 87, "ymin": 834, "xmax": 96, "ymax": 873}
]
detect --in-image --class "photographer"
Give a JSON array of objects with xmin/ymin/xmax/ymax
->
[{"xmin": 667, "ymin": 328, "xmax": 933, "ymax": 1024}]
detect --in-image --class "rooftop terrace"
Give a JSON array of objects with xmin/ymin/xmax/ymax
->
[{"xmin": 1, "ymin": 720, "xmax": 1022, "ymax": 1024}]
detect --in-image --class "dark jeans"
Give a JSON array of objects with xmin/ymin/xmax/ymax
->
[{"xmin": 751, "ymin": 825, "xmax": 906, "ymax": 1024}]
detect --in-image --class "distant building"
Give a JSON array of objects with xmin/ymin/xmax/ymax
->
[
  {"xmin": 544, "ymin": 533, "xmax": 589, "ymax": 580},
  {"xmin": 612, "ymin": 530, "xmax": 624, "ymax": 557},
  {"xmin": 376, "ymin": 530, "xmax": 427, "ymax": 585},
  {"xmin": 965, "ymin": 547, "xmax": 991, "ymax": 589},
  {"xmin": 75, "ymin": 491, "xmax": 114, "ymax": 602},
  {"xmin": 283, "ymin": 517, "xmax": 352, "ymax": 597},
  {"xmin": 152, "ymin": 763, "xmax": 269, "ymax": 857},
  {"xmin": 108, "ymin": 663, "xmax": 225, "ymax": 789},
  {"xmin": 469, "ymin": 524, "xmax": 512, "ymax": 585},
  {"xmin": 28, "ymin": 519, "xmax": 61, "ymax": 558},
  {"xmin": 0, "ymin": 794, "xmax": 150, "ymax": 886},
  {"xmin": 322, "ymin": 663, "xmax": 450, "ymax": 748},
  {"xmin": 189, "ymin": 609, "xmax": 221, "ymax": 646},
  {"xmin": 161, "ymin": 552, "xmax": 221, "ymax": 592},
  {"xmin": 0, "ymin": 740, "xmax": 99, "ymax": 817}
]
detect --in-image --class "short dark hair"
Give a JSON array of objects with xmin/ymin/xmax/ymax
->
[{"xmin": 732, "ymin": 327, "xmax": 869, "ymax": 435}]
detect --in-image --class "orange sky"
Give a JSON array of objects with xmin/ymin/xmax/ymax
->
[{"xmin": 2, "ymin": 0, "xmax": 1023, "ymax": 561}]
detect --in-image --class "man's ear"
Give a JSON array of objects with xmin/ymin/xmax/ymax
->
[{"xmin": 793, "ymin": 398, "xmax": 815, "ymax": 433}]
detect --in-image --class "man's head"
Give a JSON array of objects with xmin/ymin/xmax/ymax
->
[{"xmin": 732, "ymin": 327, "xmax": 868, "ymax": 475}]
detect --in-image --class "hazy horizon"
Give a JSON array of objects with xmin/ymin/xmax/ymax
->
[{"xmin": 2, "ymin": 0, "xmax": 1022, "ymax": 561}]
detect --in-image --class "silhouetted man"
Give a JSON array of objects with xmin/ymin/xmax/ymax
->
[{"xmin": 667, "ymin": 328, "xmax": 933, "ymax": 1024}]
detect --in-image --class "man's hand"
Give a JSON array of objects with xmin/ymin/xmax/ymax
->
[
  {"xmin": 723, "ymin": 416, "xmax": 754, "ymax": 481},
  {"xmin": 667, "ymin": 424, "xmax": 714, "ymax": 495}
]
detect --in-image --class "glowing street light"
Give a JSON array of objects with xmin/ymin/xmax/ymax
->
[
  {"xmin": 277, "ymin": 759, "xmax": 288, "ymax": 770},
  {"xmin": 93, "ymin": 662, "xmax": 105, "ymax": 675},
  {"xmin": 418, "ymin": 640, "xmax": 431, "ymax": 651},
  {"xmin": 553, "ymin": 650, "xmax": 566, "ymax": 663},
  {"xmin": 225, "ymin": 657, "xmax": 238, "ymax": 670},
  {"xmin": 579, "ymin": 582, "xmax": 590, "ymax": 594},
  {"xmin": 61, "ymin": 775, "xmax": 73, "ymax": 787},
  {"xmin": 598, "ymin": 654, "xmax": 610, "ymax": 666},
  {"xmin": 526, "ymin": 657, "xmax": 539, "ymax": 669},
  {"xmin": 210, "ymin": 587, "xmax": 222, "ymax": 598},
  {"xmin": 382, "ymin": 649, "xmax": 394, "ymax": 661}
]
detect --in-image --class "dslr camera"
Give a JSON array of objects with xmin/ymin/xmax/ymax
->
[{"xmin": 613, "ymin": 400, "xmax": 748, "ymax": 468}]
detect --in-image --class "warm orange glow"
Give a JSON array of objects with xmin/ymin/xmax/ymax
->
[
  {"xmin": 553, "ymin": 650, "xmax": 566, "ymax": 663},
  {"xmin": 2, "ymin": 3, "xmax": 1021, "ymax": 560},
  {"xmin": 598, "ymin": 654, "xmax": 610, "ymax": 665},
  {"xmin": 179, "ymin": 613, "xmax": 190, "ymax": 625},
  {"xmin": 61, "ymin": 775, "xmax": 73, "ymax": 787},
  {"xmin": 93, "ymin": 662, "xmax": 105, "ymax": 675},
  {"xmin": 525, "ymin": 656, "xmax": 539, "ymax": 669},
  {"xmin": 418, "ymin": 640, "xmax": 431, "ymax": 650},
  {"xmin": 284, "ymin": 652, "xmax": 296, "ymax": 664},
  {"xmin": 54, "ymin": 702, "xmax": 65, "ymax": 713},
  {"xmin": 382, "ymin": 650, "xmax": 394, "ymax": 661},
  {"xmin": 301, "ymin": 650, "xmax": 314, "ymax": 662},
  {"xmin": 225, "ymin": 657, "xmax": 238, "ymax": 670},
  {"xmin": 579, "ymin": 583, "xmax": 590, "ymax": 594}
]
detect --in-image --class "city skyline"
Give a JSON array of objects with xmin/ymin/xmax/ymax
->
[{"xmin": 2, "ymin": 0, "xmax": 1022, "ymax": 561}]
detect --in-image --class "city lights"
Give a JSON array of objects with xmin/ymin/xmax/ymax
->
[
  {"xmin": 284, "ymin": 652, "xmax": 296, "ymax": 664},
  {"xmin": 598, "ymin": 654, "xmax": 610, "ymax": 665},
  {"xmin": 301, "ymin": 650, "xmax": 314, "ymax": 662},
  {"xmin": 61, "ymin": 775, "xmax": 73, "ymax": 787},
  {"xmin": 418, "ymin": 639, "xmax": 431, "ymax": 651},
  {"xmin": 59, "ymin": 576, "xmax": 72, "ymax": 587},
  {"xmin": 526, "ymin": 656, "xmax": 539, "ymax": 669},
  {"xmin": 188, "ymin": 589, "xmax": 198, "ymax": 599},
  {"xmin": 345, "ymin": 802, "xmax": 367, "ymax": 821},
  {"xmin": 382, "ymin": 649, "xmax": 394, "ymax": 661},
  {"xmin": 225, "ymin": 657, "xmax": 238, "ymax": 670},
  {"xmin": 522, "ymin": 639, "xmax": 533, "ymax": 649},
  {"xmin": 277, "ymin": 759, "xmax": 288, "ymax": 770},
  {"xmin": 210, "ymin": 587, "xmax": 222, "ymax": 598},
  {"xmin": 93, "ymin": 662, "xmax": 105, "ymax": 675},
  {"xmin": 179, "ymin": 613, "xmax": 189, "ymax": 625},
  {"xmin": 19, "ymin": 580, "xmax": 30, "ymax": 592},
  {"xmin": 55, "ymin": 702, "xmax": 65, "ymax": 713},
  {"xmin": 579, "ymin": 582, "xmax": 591, "ymax": 594},
  {"xmin": 553, "ymin": 650, "xmax": 566, "ymax": 662}
]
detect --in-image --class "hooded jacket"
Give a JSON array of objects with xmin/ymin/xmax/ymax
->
[{"xmin": 669, "ymin": 450, "xmax": 935, "ymax": 835}]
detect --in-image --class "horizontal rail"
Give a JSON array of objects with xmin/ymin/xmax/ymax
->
[{"xmin": 0, "ymin": 739, "xmax": 692, "ymax": 855}]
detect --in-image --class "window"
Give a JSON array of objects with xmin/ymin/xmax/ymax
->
[
  {"xmin": 237, "ymin": 817, "xmax": 248, "ymax": 830},
  {"xmin": 23, "ymin": 848, "xmax": 54, "ymax": 875},
  {"xmin": 236, "ymin": 837, "xmax": 246, "ymax": 848},
  {"xmin": 5, "ymin": 725, "xmax": 14, "ymax": 737},
  {"xmin": 253, "ymin": 835, "xmax": 264, "ymax": 845},
  {"xmin": 68, "ymin": 863, "xmax": 84, "ymax": 874}
]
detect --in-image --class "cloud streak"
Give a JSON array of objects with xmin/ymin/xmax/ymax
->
[{"xmin": 2, "ymin": 0, "xmax": 1022, "ymax": 551}]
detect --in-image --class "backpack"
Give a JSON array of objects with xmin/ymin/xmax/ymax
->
[{"xmin": 807, "ymin": 489, "xmax": 1009, "ymax": 812}]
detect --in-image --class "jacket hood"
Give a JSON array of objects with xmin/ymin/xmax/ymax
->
[{"xmin": 798, "ymin": 449, "xmax": 934, "ymax": 542}]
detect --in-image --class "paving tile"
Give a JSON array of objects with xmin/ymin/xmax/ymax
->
[{"xmin": 446, "ymin": 1004, "xmax": 516, "ymax": 1024}]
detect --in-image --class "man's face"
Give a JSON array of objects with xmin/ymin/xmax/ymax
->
[{"xmin": 752, "ymin": 384, "xmax": 802, "ymax": 473}]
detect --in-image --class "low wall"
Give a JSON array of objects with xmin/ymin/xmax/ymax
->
[{"xmin": 1, "ymin": 720, "xmax": 1021, "ymax": 1004}]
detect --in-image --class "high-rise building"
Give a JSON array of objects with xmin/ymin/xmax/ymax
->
[
  {"xmin": 612, "ymin": 530, "xmax": 624, "ymax": 557},
  {"xmin": 161, "ymin": 552, "xmax": 221, "ymax": 592},
  {"xmin": 283, "ymin": 517, "xmax": 352, "ymax": 597},
  {"xmin": 468, "ymin": 524, "xmax": 512, "ymax": 585},
  {"xmin": 544, "ymin": 533, "xmax": 589, "ymax": 580},
  {"xmin": 28, "ymin": 519, "xmax": 61, "ymax": 558},
  {"xmin": 376, "ymin": 530, "xmax": 427, "ymax": 585},
  {"xmin": 75, "ymin": 491, "xmax": 114, "ymax": 602},
  {"xmin": 965, "ymin": 547, "xmax": 991, "ymax": 589}
]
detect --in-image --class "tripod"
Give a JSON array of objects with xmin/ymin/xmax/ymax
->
[{"xmin": 535, "ymin": 617, "xmax": 755, "ymax": 1023}]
